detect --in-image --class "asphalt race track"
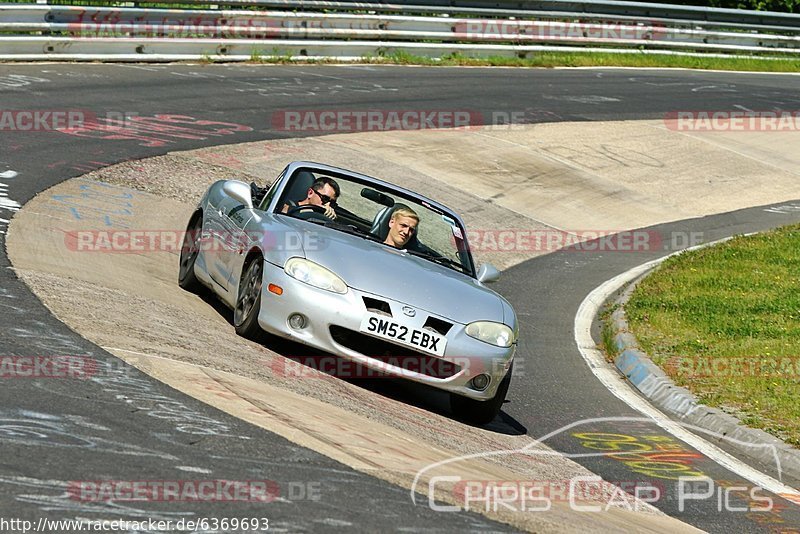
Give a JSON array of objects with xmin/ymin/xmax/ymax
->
[{"xmin": 1, "ymin": 64, "xmax": 800, "ymax": 532}]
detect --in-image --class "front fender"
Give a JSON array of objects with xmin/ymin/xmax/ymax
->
[{"xmin": 241, "ymin": 212, "xmax": 307, "ymax": 269}]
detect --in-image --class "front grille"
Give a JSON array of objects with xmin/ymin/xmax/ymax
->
[
  {"xmin": 423, "ymin": 316, "xmax": 453, "ymax": 335},
  {"xmin": 362, "ymin": 296, "xmax": 392, "ymax": 316},
  {"xmin": 329, "ymin": 326, "xmax": 460, "ymax": 379},
  {"xmin": 361, "ymin": 297, "xmax": 453, "ymax": 335}
]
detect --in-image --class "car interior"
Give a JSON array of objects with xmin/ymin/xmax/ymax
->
[{"xmin": 274, "ymin": 167, "xmax": 472, "ymax": 274}]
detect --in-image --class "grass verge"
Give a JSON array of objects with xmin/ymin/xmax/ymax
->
[
  {"xmin": 361, "ymin": 50, "xmax": 800, "ymax": 72},
  {"xmin": 622, "ymin": 224, "xmax": 800, "ymax": 446},
  {"xmin": 238, "ymin": 49, "xmax": 800, "ymax": 72},
  {"xmin": 231, "ymin": 49, "xmax": 800, "ymax": 72}
]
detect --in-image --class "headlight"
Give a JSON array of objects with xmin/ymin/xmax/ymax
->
[
  {"xmin": 466, "ymin": 321, "xmax": 514, "ymax": 348},
  {"xmin": 284, "ymin": 258, "xmax": 347, "ymax": 294}
]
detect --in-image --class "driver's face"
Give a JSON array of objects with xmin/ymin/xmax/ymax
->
[{"xmin": 305, "ymin": 184, "xmax": 337, "ymax": 207}]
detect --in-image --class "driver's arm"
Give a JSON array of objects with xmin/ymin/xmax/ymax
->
[{"xmin": 280, "ymin": 199, "xmax": 297, "ymax": 214}]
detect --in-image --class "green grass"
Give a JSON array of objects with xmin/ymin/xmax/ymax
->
[
  {"xmin": 235, "ymin": 49, "xmax": 800, "ymax": 72},
  {"xmin": 360, "ymin": 50, "xmax": 800, "ymax": 72},
  {"xmin": 623, "ymin": 224, "xmax": 800, "ymax": 446},
  {"xmin": 228, "ymin": 50, "xmax": 800, "ymax": 72}
]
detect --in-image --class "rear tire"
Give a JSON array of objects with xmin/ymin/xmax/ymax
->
[
  {"xmin": 450, "ymin": 363, "xmax": 513, "ymax": 425},
  {"xmin": 178, "ymin": 212, "xmax": 203, "ymax": 292},
  {"xmin": 234, "ymin": 255, "xmax": 264, "ymax": 340}
]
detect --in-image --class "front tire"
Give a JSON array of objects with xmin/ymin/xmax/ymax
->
[
  {"xmin": 178, "ymin": 212, "xmax": 203, "ymax": 292},
  {"xmin": 234, "ymin": 255, "xmax": 264, "ymax": 340},
  {"xmin": 450, "ymin": 363, "xmax": 513, "ymax": 425}
]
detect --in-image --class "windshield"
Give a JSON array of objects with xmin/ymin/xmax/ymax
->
[{"xmin": 274, "ymin": 166, "xmax": 475, "ymax": 277}]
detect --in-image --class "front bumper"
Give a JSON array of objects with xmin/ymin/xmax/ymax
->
[{"xmin": 258, "ymin": 260, "xmax": 515, "ymax": 400}]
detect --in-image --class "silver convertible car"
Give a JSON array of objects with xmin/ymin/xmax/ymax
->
[{"xmin": 178, "ymin": 161, "xmax": 517, "ymax": 424}]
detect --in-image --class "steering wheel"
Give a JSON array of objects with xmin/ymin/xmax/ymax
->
[{"xmin": 287, "ymin": 204, "xmax": 329, "ymax": 221}]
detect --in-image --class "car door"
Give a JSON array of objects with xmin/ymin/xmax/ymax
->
[
  {"xmin": 200, "ymin": 194, "xmax": 231, "ymax": 291},
  {"xmin": 216, "ymin": 196, "xmax": 256, "ymax": 294}
]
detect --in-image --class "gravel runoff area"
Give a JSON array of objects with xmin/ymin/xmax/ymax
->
[{"xmin": 10, "ymin": 121, "xmax": 800, "ymax": 531}]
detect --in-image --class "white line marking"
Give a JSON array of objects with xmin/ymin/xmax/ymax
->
[
  {"xmin": 175, "ymin": 465, "xmax": 213, "ymax": 474},
  {"xmin": 574, "ymin": 239, "xmax": 800, "ymax": 501}
]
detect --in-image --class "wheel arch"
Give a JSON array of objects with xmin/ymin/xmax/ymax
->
[
  {"xmin": 242, "ymin": 246, "xmax": 264, "ymax": 270},
  {"xmin": 188, "ymin": 207, "xmax": 203, "ymax": 224}
]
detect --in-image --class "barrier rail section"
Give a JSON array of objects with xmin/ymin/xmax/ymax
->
[{"xmin": 1, "ymin": 0, "xmax": 799, "ymax": 63}]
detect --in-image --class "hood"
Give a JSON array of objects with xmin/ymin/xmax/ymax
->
[{"xmin": 286, "ymin": 220, "xmax": 506, "ymax": 324}]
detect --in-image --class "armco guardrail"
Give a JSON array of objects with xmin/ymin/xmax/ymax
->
[
  {"xmin": 1, "ymin": 0, "xmax": 799, "ymax": 61},
  {"xmin": 12, "ymin": 0, "xmax": 797, "ymax": 30}
]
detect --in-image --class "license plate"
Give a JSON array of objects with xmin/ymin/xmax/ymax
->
[{"xmin": 359, "ymin": 312, "xmax": 447, "ymax": 357}]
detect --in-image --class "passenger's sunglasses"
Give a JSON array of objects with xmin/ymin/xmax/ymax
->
[{"xmin": 312, "ymin": 188, "xmax": 335, "ymax": 205}]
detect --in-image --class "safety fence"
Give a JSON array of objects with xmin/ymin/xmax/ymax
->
[{"xmin": 1, "ymin": 0, "xmax": 799, "ymax": 61}]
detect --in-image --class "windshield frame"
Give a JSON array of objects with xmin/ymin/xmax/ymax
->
[{"xmin": 266, "ymin": 163, "xmax": 477, "ymax": 278}]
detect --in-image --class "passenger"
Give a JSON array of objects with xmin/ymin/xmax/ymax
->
[{"xmin": 383, "ymin": 207, "xmax": 419, "ymax": 249}]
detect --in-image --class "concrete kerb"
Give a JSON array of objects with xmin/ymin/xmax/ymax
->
[{"xmin": 607, "ymin": 266, "xmax": 800, "ymax": 483}]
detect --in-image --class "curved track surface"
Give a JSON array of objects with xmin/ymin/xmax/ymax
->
[{"xmin": 1, "ymin": 64, "xmax": 800, "ymax": 532}]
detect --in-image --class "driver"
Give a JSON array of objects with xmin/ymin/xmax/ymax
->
[{"xmin": 282, "ymin": 177, "xmax": 340, "ymax": 219}]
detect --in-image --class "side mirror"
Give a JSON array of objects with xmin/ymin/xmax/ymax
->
[
  {"xmin": 222, "ymin": 180, "xmax": 253, "ymax": 210},
  {"xmin": 477, "ymin": 263, "xmax": 500, "ymax": 283}
]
